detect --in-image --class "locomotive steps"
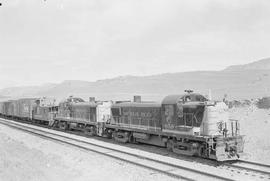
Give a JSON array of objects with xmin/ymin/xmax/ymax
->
[{"xmin": 1, "ymin": 118, "xmax": 270, "ymax": 181}]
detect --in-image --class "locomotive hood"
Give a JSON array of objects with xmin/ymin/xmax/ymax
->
[{"xmin": 200, "ymin": 101, "xmax": 229, "ymax": 136}]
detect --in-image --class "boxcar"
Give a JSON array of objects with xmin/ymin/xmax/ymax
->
[
  {"xmin": 4, "ymin": 101, "xmax": 15, "ymax": 117},
  {"xmin": 0, "ymin": 102, "xmax": 4, "ymax": 115},
  {"xmin": 13, "ymin": 98, "xmax": 37, "ymax": 120}
]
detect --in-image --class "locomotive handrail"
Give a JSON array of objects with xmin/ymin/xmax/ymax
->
[
  {"xmin": 193, "ymin": 115, "xmax": 199, "ymax": 126},
  {"xmin": 228, "ymin": 119, "xmax": 240, "ymax": 136}
]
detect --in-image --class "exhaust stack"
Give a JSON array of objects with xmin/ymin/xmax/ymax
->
[
  {"xmin": 89, "ymin": 97, "xmax": 95, "ymax": 103},
  {"xmin": 133, "ymin": 95, "xmax": 141, "ymax": 103}
]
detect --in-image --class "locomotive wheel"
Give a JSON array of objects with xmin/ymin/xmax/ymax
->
[
  {"xmin": 198, "ymin": 145, "xmax": 208, "ymax": 158},
  {"xmin": 84, "ymin": 126, "xmax": 96, "ymax": 136},
  {"xmin": 52, "ymin": 120, "xmax": 59, "ymax": 128},
  {"xmin": 104, "ymin": 129, "xmax": 113, "ymax": 139},
  {"xmin": 113, "ymin": 131, "xmax": 130, "ymax": 143},
  {"xmin": 59, "ymin": 121, "xmax": 68, "ymax": 130}
]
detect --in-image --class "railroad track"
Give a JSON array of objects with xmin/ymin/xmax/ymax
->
[
  {"xmin": 0, "ymin": 118, "xmax": 235, "ymax": 181},
  {"xmin": 224, "ymin": 160, "xmax": 270, "ymax": 177},
  {"xmin": 238, "ymin": 160, "xmax": 270, "ymax": 170},
  {"xmin": 0, "ymin": 118, "xmax": 270, "ymax": 181}
]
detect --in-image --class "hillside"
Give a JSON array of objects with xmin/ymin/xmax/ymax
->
[
  {"xmin": 0, "ymin": 58, "xmax": 270, "ymax": 101},
  {"xmin": 224, "ymin": 58, "xmax": 270, "ymax": 71},
  {"xmin": 0, "ymin": 83, "xmax": 56, "ymax": 100},
  {"xmin": 36, "ymin": 70, "xmax": 270, "ymax": 101}
]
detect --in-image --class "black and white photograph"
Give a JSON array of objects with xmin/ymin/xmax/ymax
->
[{"xmin": 0, "ymin": 0, "xmax": 270, "ymax": 180}]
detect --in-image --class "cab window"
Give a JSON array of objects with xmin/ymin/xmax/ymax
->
[
  {"xmin": 195, "ymin": 95, "xmax": 207, "ymax": 102},
  {"xmin": 185, "ymin": 96, "xmax": 191, "ymax": 102}
]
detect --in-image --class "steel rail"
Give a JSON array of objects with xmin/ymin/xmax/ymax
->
[
  {"xmin": 238, "ymin": 160, "xmax": 270, "ymax": 169},
  {"xmin": 224, "ymin": 161, "xmax": 270, "ymax": 176}
]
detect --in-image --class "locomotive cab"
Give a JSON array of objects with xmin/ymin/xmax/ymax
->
[
  {"xmin": 32, "ymin": 97, "xmax": 58, "ymax": 125},
  {"xmin": 161, "ymin": 93, "xmax": 244, "ymax": 161},
  {"xmin": 161, "ymin": 93, "xmax": 206, "ymax": 136}
]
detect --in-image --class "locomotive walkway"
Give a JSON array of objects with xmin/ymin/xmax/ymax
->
[{"xmin": 0, "ymin": 118, "xmax": 269, "ymax": 181}]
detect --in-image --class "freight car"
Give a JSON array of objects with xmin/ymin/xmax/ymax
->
[
  {"xmin": 13, "ymin": 98, "xmax": 37, "ymax": 120},
  {"xmin": 0, "ymin": 100, "xmax": 15, "ymax": 117},
  {"xmin": 0, "ymin": 97, "xmax": 57, "ymax": 125},
  {"xmin": 0, "ymin": 98, "xmax": 36, "ymax": 120}
]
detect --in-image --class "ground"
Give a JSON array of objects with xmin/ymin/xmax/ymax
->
[
  {"xmin": 0, "ymin": 125, "xmax": 178, "ymax": 181},
  {"xmin": 229, "ymin": 105, "xmax": 270, "ymax": 164}
]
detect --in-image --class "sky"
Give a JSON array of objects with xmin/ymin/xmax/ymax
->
[{"xmin": 0, "ymin": 0, "xmax": 270, "ymax": 89}]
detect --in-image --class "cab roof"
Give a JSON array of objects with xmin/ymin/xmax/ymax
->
[{"xmin": 161, "ymin": 93, "xmax": 208, "ymax": 105}]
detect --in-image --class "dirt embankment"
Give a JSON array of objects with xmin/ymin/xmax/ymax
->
[
  {"xmin": 0, "ymin": 125, "xmax": 177, "ymax": 181},
  {"xmin": 229, "ymin": 105, "xmax": 270, "ymax": 164}
]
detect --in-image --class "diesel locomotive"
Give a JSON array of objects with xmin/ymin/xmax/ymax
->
[{"xmin": 0, "ymin": 92, "xmax": 244, "ymax": 161}]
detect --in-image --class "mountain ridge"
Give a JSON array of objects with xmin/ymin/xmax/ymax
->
[
  {"xmin": 224, "ymin": 58, "xmax": 270, "ymax": 71},
  {"xmin": 0, "ymin": 58, "xmax": 270, "ymax": 101}
]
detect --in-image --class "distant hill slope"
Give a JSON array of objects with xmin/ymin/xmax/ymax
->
[
  {"xmin": 0, "ymin": 83, "xmax": 56, "ymax": 99},
  {"xmin": 1, "ymin": 58, "xmax": 270, "ymax": 101},
  {"xmin": 224, "ymin": 58, "xmax": 270, "ymax": 71},
  {"xmin": 36, "ymin": 70, "xmax": 270, "ymax": 101}
]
